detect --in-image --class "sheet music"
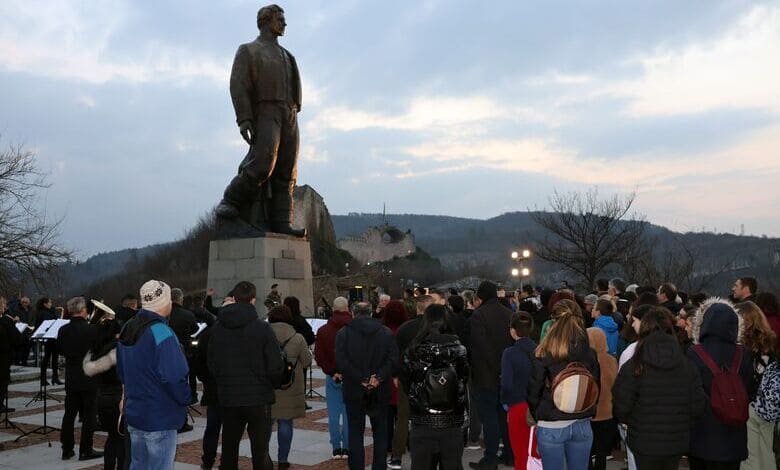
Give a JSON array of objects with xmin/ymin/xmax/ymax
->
[
  {"xmin": 191, "ymin": 322, "xmax": 207, "ymax": 338},
  {"xmin": 306, "ymin": 319, "xmax": 327, "ymax": 333},
  {"xmin": 15, "ymin": 322, "xmax": 29, "ymax": 334},
  {"xmin": 32, "ymin": 319, "xmax": 70, "ymax": 339}
]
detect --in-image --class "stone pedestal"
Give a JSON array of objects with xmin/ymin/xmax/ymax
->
[{"xmin": 207, "ymin": 235, "xmax": 314, "ymax": 318}]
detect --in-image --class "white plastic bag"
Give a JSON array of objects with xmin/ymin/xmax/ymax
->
[{"xmin": 527, "ymin": 426, "xmax": 543, "ymax": 470}]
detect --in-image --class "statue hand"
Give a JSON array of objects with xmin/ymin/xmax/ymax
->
[{"xmin": 239, "ymin": 121, "xmax": 253, "ymax": 145}]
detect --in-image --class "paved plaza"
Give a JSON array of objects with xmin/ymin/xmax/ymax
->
[{"xmin": 0, "ymin": 366, "xmax": 631, "ymax": 469}]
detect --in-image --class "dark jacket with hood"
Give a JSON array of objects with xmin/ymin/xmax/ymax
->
[
  {"xmin": 469, "ymin": 298, "xmax": 514, "ymax": 389},
  {"xmin": 688, "ymin": 299, "xmax": 754, "ymax": 462},
  {"xmin": 314, "ymin": 310, "xmax": 352, "ymax": 376},
  {"xmin": 500, "ymin": 337, "xmax": 537, "ymax": 406},
  {"xmin": 335, "ymin": 315, "xmax": 399, "ymax": 405},
  {"xmin": 612, "ymin": 330, "xmax": 705, "ymax": 457},
  {"xmin": 527, "ymin": 335, "xmax": 600, "ymax": 422},
  {"xmin": 207, "ymin": 302, "xmax": 285, "ymax": 407},
  {"xmin": 291, "ymin": 313, "xmax": 316, "ymax": 346}
]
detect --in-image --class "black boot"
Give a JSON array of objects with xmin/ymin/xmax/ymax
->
[
  {"xmin": 269, "ymin": 222, "xmax": 307, "ymax": 238},
  {"xmin": 216, "ymin": 174, "xmax": 257, "ymax": 219}
]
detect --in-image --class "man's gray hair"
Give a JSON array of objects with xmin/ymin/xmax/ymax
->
[
  {"xmin": 171, "ymin": 288, "xmax": 184, "ymax": 305},
  {"xmin": 379, "ymin": 294, "xmax": 391, "ymax": 303},
  {"xmin": 67, "ymin": 296, "xmax": 86, "ymax": 315},
  {"xmin": 352, "ymin": 302, "xmax": 372, "ymax": 317},
  {"xmin": 333, "ymin": 296, "xmax": 349, "ymax": 311}
]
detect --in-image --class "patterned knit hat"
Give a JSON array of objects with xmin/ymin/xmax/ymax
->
[{"xmin": 139, "ymin": 280, "xmax": 171, "ymax": 313}]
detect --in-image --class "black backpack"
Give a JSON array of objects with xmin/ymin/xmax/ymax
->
[
  {"xmin": 407, "ymin": 341, "xmax": 464, "ymax": 413},
  {"xmin": 277, "ymin": 336, "xmax": 298, "ymax": 390}
]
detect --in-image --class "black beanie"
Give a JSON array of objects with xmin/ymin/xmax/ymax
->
[{"xmin": 477, "ymin": 281, "xmax": 498, "ymax": 301}]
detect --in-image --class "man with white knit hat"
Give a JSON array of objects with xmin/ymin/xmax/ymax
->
[{"xmin": 117, "ymin": 280, "xmax": 192, "ymax": 469}]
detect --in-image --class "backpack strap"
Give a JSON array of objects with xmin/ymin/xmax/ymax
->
[
  {"xmin": 729, "ymin": 346, "xmax": 744, "ymax": 373},
  {"xmin": 692, "ymin": 344, "xmax": 722, "ymax": 375}
]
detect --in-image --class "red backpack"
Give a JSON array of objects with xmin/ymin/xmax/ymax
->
[{"xmin": 692, "ymin": 344, "xmax": 749, "ymax": 426}]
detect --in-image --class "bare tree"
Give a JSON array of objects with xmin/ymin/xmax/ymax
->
[
  {"xmin": 0, "ymin": 141, "xmax": 71, "ymax": 290},
  {"xmin": 532, "ymin": 189, "xmax": 646, "ymax": 288}
]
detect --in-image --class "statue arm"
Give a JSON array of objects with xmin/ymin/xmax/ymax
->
[{"xmin": 230, "ymin": 44, "xmax": 254, "ymax": 126}]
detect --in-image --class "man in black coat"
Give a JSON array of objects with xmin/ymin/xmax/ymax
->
[
  {"xmin": 57, "ymin": 297, "xmax": 102, "ymax": 461},
  {"xmin": 207, "ymin": 281, "xmax": 284, "ymax": 470},
  {"xmin": 11, "ymin": 296, "xmax": 32, "ymax": 366},
  {"xmin": 195, "ymin": 324, "xmax": 221, "ymax": 470},
  {"xmin": 336, "ymin": 302, "xmax": 399, "ymax": 470},
  {"xmin": 170, "ymin": 288, "xmax": 199, "ymax": 406},
  {"xmin": 0, "ymin": 297, "xmax": 22, "ymax": 412},
  {"xmin": 468, "ymin": 281, "xmax": 514, "ymax": 469}
]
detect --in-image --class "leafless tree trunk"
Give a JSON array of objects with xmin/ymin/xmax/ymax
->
[
  {"xmin": 0, "ymin": 140, "xmax": 71, "ymax": 291},
  {"xmin": 532, "ymin": 189, "xmax": 646, "ymax": 288}
]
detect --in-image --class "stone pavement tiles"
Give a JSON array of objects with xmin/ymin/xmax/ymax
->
[{"xmin": 1, "ymin": 367, "xmax": 632, "ymax": 469}]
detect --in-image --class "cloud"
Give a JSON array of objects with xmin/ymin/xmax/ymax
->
[
  {"xmin": 0, "ymin": 0, "xmax": 230, "ymax": 85},
  {"xmin": 612, "ymin": 4, "xmax": 780, "ymax": 116}
]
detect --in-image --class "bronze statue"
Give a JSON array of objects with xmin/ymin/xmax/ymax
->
[{"xmin": 216, "ymin": 4, "xmax": 306, "ymax": 238}]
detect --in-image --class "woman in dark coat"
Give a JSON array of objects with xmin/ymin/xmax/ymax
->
[
  {"xmin": 687, "ymin": 299, "xmax": 754, "ymax": 470},
  {"xmin": 612, "ymin": 307, "xmax": 705, "ymax": 470},
  {"xmin": 83, "ymin": 312, "xmax": 124, "ymax": 470},
  {"xmin": 283, "ymin": 296, "xmax": 315, "ymax": 345}
]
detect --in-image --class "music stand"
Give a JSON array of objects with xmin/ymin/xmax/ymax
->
[
  {"xmin": 25, "ymin": 320, "xmax": 67, "ymax": 406},
  {"xmin": 0, "ymin": 392, "xmax": 23, "ymax": 432},
  {"xmin": 305, "ymin": 344, "xmax": 324, "ymax": 399},
  {"xmin": 14, "ymin": 371, "xmax": 59, "ymax": 442}
]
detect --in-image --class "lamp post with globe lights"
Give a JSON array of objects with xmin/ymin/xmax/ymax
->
[{"xmin": 510, "ymin": 249, "xmax": 532, "ymax": 288}]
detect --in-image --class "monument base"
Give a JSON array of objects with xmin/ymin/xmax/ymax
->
[{"xmin": 207, "ymin": 234, "xmax": 314, "ymax": 318}]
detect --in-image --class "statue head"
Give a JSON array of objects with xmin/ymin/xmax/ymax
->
[{"xmin": 257, "ymin": 4, "xmax": 286, "ymax": 37}]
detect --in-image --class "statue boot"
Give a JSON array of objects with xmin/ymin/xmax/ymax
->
[
  {"xmin": 216, "ymin": 173, "xmax": 256, "ymax": 219},
  {"xmin": 269, "ymin": 188, "xmax": 307, "ymax": 238}
]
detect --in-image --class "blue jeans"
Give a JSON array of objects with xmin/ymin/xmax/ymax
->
[
  {"xmin": 326, "ymin": 375, "xmax": 349, "ymax": 450},
  {"xmin": 472, "ymin": 387, "xmax": 510, "ymax": 463},
  {"xmin": 202, "ymin": 406, "xmax": 222, "ymax": 468},
  {"xmin": 536, "ymin": 419, "xmax": 593, "ymax": 470},
  {"xmin": 277, "ymin": 419, "xmax": 293, "ymax": 463},
  {"xmin": 127, "ymin": 426, "xmax": 177, "ymax": 470}
]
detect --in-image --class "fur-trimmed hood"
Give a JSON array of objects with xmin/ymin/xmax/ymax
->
[
  {"xmin": 83, "ymin": 348, "xmax": 117, "ymax": 377},
  {"xmin": 691, "ymin": 297, "xmax": 743, "ymax": 345}
]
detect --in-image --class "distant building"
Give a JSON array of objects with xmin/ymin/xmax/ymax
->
[{"xmin": 338, "ymin": 224, "xmax": 415, "ymax": 266}]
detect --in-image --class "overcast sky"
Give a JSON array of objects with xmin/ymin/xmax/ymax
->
[{"xmin": 1, "ymin": 1, "xmax": 779, "ymax": 259}]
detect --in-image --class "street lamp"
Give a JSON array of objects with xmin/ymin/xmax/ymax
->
[
  {"xmin": 522, "ymin": 249, "xmax": 531, "ymax": 259},
  {"xmin": 511, "ymin": 268, "xmax": 520, "ymax": 277},
  {"xmin": 511, "ymin": 251, "xmax": 519, "ymax": 259},
  {"xmin": 521, "ymin": 267, "xmax": 531, "ymax": 277}
]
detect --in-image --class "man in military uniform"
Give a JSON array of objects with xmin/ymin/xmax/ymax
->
[{"xmin": 216, "ymin": 4, "xmax": 305, "ymax": 237}]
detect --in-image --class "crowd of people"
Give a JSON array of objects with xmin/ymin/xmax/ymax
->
[{"xmin": 0, "ymin": 275, "xmax": 779, "ymax": 470}]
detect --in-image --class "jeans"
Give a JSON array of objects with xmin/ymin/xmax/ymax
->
[
  {"xmin": 325, "ymin": 375, "xmax": 349, "ymax": 450},
  {"xmin": 220, "ymin": 405, "xmax": 273, "ymax": 470},
  {"xmin": 471, "ymin": 387, "xmax": 510, "ymax": 463},
  {"xmin": 127, "ymin": 426, "xmax": 177, "ymax": 470},
  {"xmin": 202, "ymin": 405, "xmax": 222, "ymax": 468},
  {"xmin": 410, "ymin": 425, "xmax": 464, "ymax": 470},
  {"xmin": 346, "ymin": 402, "xmax": 388, "ymax": 470},
  {"xmin": 61, "ymin": 388, "xmax": 96, "ymax": 455},
  {"xmin": 536, "ymin": 419, "xmax": 593, "ymax": 470},
  {"xmin": 277, "ymin": 419, "xmax": 293, "ymax": 463}
]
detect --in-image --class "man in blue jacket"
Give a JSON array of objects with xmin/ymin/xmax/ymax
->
[{"xmin": 117, "ymin": 280, "xmax": 191, "ymax": 469}]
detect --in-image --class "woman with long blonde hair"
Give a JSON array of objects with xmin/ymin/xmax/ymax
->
[
  {"xmin": 527, "ymin": 299, "xmax": 600, "ymax": 470},
  {"xmin": 735, "ymin": 301, "xmax": 777, "ymax": 470}
]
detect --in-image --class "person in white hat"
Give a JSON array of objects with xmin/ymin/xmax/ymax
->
[{"xmin": 117, "ymin": 280, "xmax": 191, "ymax": 470}]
